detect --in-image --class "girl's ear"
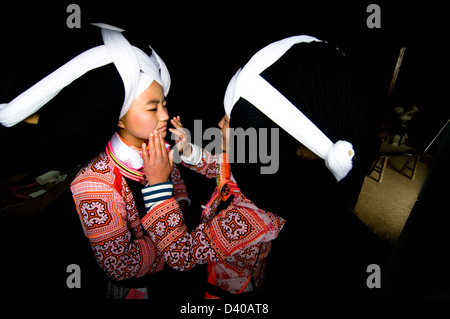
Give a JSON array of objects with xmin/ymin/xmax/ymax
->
[
  {"xmin": 118, "ymin": 118, "xmax": 126, "ymax": 129},
  {"xmin": 24, "ymin": 113, "xmax": 40, "ymax": 124}
]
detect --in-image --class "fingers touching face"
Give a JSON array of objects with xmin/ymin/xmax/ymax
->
[{"xmin": 143, "ymin": 130, "xmax": 167, "ymax": 160}]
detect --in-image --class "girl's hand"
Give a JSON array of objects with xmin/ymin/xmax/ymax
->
[
  {"xmin": 169, "ymin": 116, "xmax": 192, "ymax": 157},
  {"xmin": 142, "ymin": 130, "xmax": 174, "ymax": 185}
]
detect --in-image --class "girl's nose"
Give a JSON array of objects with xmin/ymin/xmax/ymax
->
[{"xmin": 160, "ymin": 107, "xmax": 169, "ymax": 121}]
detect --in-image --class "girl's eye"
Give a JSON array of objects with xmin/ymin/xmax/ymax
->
[{"xmin": 148, "ymin": 108, "xmax": 157, "ymax": 112}]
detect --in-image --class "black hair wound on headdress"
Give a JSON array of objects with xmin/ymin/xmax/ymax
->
[
  {"xmin": 269, "ymin": 42, "xmax": 367, "ymax": 143},
  {"xmin": 230, "ymin": 41, "xmax": 378, "ymax": 218},
  {"xmin": 0, "ymin": 63, "xmax": 125, "ymax": 178},
  {"xmin": 37, "ymin": 63, "xmax": 124, "ymax": 172}
]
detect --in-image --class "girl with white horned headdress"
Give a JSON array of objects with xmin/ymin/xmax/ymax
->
[
  {"xmin": 0, "ymin": 23, "xmax": 190, "ymax": 299},
  {"xmin": 139, "ymin": 35, "xmax": 379, "ymax": 298}
]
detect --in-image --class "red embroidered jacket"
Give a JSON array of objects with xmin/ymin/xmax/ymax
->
[
  {"xmin": 140, "ymin": 149, "xmax": 285, "ymax": 294},
  {"xmin": 70, "ymin": 151, "xmax": 188, "ymax": 281}
]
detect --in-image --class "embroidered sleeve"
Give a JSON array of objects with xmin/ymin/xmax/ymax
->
[
  {"xmin": 170, "ymin": 164, "xmax": 190, "ymax": 205},
  {"xmin": 181, "ymin": 145, "xmax": 220, "ymax": 179},
  {"xmin": 140, "ymin": 196, "xmax": 218, "ymax": 271},
  {"xmin": 140, "ymin": 185, "xmax": 285, "ymax": 272},
  {"xmin": 71, "ymin": 180, "xmax": 163, "ymax": 281}
]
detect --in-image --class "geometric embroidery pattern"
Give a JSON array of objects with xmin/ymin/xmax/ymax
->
[
  {"xmin": 163, "ymin": 226, "xmax": 219, "ymax": 271},
  {"xmin": 182, "ymin": 150, "xmax": 218, "ymax": 179},
  {"xmin": 141, "ymin": 198, "xmax": 186, "ymax": 252},
  {"xmin": 71, "ymin": 151, "xmax": 168, "ymax": 281},
  {"xmin": 206, "ymin": 207, "xmax": 266, "ymax": 259},
  {"xmin": 92, "ymin": 230, "xmax": 142, "ymax": 280},
  {"xmin": 73, "ymin": 190, "xmax": 125, "ymax": 242},
  {"xmin": 79, "ymin": 199, "xmax": 111, "ymax": 230},
  {"xmin": 219, "ymin": 211, "xmax": 254, "ymax": 241},
  {"xmin": 91, "ymin": 153, "xmax": 111, "ymax": 174}
]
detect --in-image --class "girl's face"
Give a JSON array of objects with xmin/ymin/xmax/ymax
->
[
  {"xmin": 118, "ymin": 81, "xmax": 169, "ymax": 148},
  {"xmin": 218, "ymin": 114, "xmax": 230, "ymax": 152}
]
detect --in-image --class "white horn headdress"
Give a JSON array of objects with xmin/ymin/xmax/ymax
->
[
  {"xmin": 0, "ymin": 23, "xmax": 170, "ymax": 127},
  {"xmin": 224, "ymin": 35, "xmax": 354, "ymax": 182}
]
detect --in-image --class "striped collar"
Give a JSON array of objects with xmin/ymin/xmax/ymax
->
[
  {"xmin": 109, "ymin": 133, "xmax": 144, "ymax": 170},
  {"xmin": 105, "ymin": 132, "xmax": 171, "ymax": 182}
]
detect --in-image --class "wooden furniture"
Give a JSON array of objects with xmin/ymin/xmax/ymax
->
[{"xmin": 370, "ymin": 141, "xmax": 422, "ymax": 183}]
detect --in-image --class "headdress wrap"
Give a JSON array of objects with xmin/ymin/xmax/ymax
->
[
  {"xmin": 0, "ymin": 23, "xmax": 170, "ymax": 127},
  {"xmin": 224, "ymin": 35, "xmax": 354, "ymax": 182}
]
